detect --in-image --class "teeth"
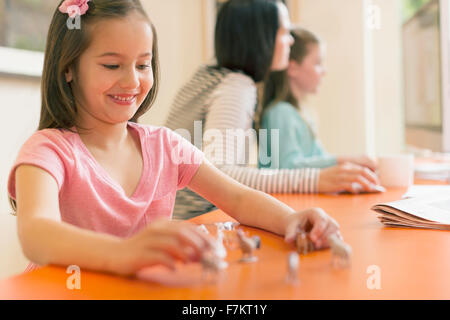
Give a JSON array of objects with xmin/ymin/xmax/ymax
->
[{"xmin": 112, "ymin": 95, "xmax": 135, "ymax": 101}]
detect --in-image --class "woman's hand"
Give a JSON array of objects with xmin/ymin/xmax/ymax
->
[
  {"xmin": 337, "ymin": 155, "xmax": 378, "ymax": 172},
  {"xmin": 284, "ymin": 207, "xmax": 341, "ymax": 250},
  {"xmin": 112, "ymin": 219, "xmax": 216, "ymax": 277},
  {"xmin": 318, "ymin": 162, "xmax": 381, "ymax": 194}
]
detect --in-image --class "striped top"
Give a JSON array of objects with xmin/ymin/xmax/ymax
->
[{"xmin": 165, "ymin": 65, "xmax": 319, "ymax": 219}]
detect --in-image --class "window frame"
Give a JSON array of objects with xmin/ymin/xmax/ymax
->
[{"xmin": 0, "ymin": 46, "xmax": 44, "ymax": 78}]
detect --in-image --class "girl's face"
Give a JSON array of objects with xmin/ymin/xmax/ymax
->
[
  {"xmin": 271, "ymin": 2, "xmax": 294, "ymax": 71},
  {"xmin": 67, "ymin": 12, "xmax": 154, "ymax": 126},
  {"xmin": 288, "ymin": 43, "xmax": 326, "ymax": 95}
]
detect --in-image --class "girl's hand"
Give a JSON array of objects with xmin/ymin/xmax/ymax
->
[
  {"xmin": 112, "ymin": 219, "xmax": 216, "ymax": 276},
  {"xmin": 284, "ymin": 207, "xmax": 341, "ymax": 250},
  {"xmin": 318, "ymin": 162, "xmax": 381, "ymax": 194},
  {"xmin": 337, "ymin": 155, "xmax": 378, "ymax": 172}
]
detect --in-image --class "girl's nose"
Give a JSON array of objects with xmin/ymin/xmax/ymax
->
[
  {"xmin": 288, "ymin": 34, "xmax": 294, "ymax": 46},
  {"xmin": 120, "ymin": 67, "xmax": 139, "ymax": 89}
]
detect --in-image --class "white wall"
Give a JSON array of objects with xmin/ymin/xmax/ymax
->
[
  {"xmin": 373, "ymin": 0, "xmax": 404, "ymax": 155},
  {"xmin": 0, "ymin": 76, "xmax": 41, "ymax": 279},
  {"xmin": 139, "ymin": 0, "xmax": 206, "ymax": 126}
]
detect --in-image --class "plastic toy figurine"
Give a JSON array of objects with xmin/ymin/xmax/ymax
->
[
  {"xmin": 285, "ymin": 252, "xmax": 300, "ymax": 285},
  {"xmin": 215, "ymin": 228, "xmax": 227, "ymax": 259},
  {"xmin": 197, "ymin": 224, "xmax": 209, "ymax": 234},
  {"xmin": 215, "ymin": 222, "xmax": 224, "ymax": 231},
  {"xmin": 236, "ymin": 229, "xmax": 261, "ymax": 263},
  {"xmin": 223, "ymin": 221, "xmax": 239, "ymax": 231},
  {"xmin": 201, "ymin": 251, "xmax": 228, "ymax": 282},
  {"xmin": 221, "ymin": 222, "xmax": 239, "ymax": 247},
  {"xmin": 328, "ymin": 233, "xmax": 352, "ymax": 268},
  {"xmin": 296, "ymin": 230, "xmax": 314, "ymax": 255}
]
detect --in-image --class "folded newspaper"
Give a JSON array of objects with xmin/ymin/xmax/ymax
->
[{"xmin": 371, "ymin": 192, "xmax": 450, "ymax": 230}]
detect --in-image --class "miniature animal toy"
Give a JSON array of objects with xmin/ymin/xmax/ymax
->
[
  {"xmin": 201, "ymin": 251, "xmax": 228, "ymax": 282},
  {"xmin": 215, "ymin": 228, "xmax": 227, "ymax": 259},
  {"xmin": 328, "ymin": 233, "xmax": 352, "ymax": 268},
  {"xmin": 222, "ymin": 221, "xmax": 239, "ymax": 231},
  {"xmin": 286, "ymin": 252, "xmax": 300, "ymax": 285},
  {"xmin": 236, "ymin": 229, "xmax": 261, "ymax": 263},
  {"xmin": 197, "ymin": 224, "xmax": 209, "ymax": 234},
  {"xmin": 296, "ymin": 230, "xmax": 315, "ymax": 255}
]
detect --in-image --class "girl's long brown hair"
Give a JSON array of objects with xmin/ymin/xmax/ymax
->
[{"xmin": 9, "ymin": 0, "xmax": 160, "ymax": 214}]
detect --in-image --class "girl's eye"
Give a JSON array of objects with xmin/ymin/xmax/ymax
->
[
  {"xmin": 101, "ymin": 64, "xmax": 151, "ymax": 70},
  {"xmin": 103, "ymin": 65, "xmax": 119, "ymax": 70},
  {"xmin": 137, "ymin": 65, "xmax": 151, "ymax": 70}
]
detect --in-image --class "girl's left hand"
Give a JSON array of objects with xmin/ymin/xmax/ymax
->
[{"xmin": 283, "ymin": 207, "xmax": 341, "ymax": 250}]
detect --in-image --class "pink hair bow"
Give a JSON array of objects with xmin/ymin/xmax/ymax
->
[{"xmin": 59, "ymin": 0, "xmax": 91, "ymax": 18}]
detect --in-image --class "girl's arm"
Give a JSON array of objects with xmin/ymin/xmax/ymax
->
[
  {"xmin": 16, "ymin": 165, "xmax": 123, "ymax": 273},
  {"xmin": 15, "ymin": 165, "xmax": 212, "ymax": 276},
  {"xmin": 188, "ymin": 159, "xmax": 341, "ymax": 248}
]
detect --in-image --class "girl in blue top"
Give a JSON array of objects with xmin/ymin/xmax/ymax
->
[{"xmin": 260, "ymin": 27, "xmax": 383, "ymax": 194}]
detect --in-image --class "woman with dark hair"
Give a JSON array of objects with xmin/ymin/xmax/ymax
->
[{"xmin": 166, "ymin": 0, "xmax": 380, "ymax": 219}]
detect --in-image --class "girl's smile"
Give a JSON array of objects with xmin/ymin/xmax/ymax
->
[
  {"xmin": 108, "ymin": 94, "xmax": 138, "ymax": 106},
  {"xmin": 66, "ymin": 12, "xmax": 154, "ymax": 126}
]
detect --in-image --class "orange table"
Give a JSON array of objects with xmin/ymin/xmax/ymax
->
[{"xmin": 1, "ymin": 183, "xmax": 450, "ymax": 300}]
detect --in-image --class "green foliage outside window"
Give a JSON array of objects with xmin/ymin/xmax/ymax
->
[{"xmin": 402, "ymin": 0, "xmax": 434, "ymax": 23}]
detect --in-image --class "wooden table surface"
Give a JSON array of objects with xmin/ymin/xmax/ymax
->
[{"xmin": 1, "ymin": 181, "xmax": 450, "ymax": 300}]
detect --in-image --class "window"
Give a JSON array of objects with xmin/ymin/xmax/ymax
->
[
  {"xmin": 0, "ymin": 0, "xmax": 55, "ymax": 52},
  {"xmin": 402, "ymin": 0, "xmax": 433, "ymax": 22},
  {"xmin": 403, "ymin": 0, "xmax": 440, "ymax": 131},
  {"xmin": 0, "ymin": 0, "xmax": 55, "ymax": 77},
  {"xmin": 402, "ymin": 0, "xmax": 450, "ymax": 152}
]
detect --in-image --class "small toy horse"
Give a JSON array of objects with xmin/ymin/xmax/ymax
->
[
  {"xmin": 328, "ymin": 234, "xmax": 352, "ymax": 268},
  {"xmin": 236, "ymin": 229, "xmax": 261, "ymax": 263},
  {"xmin": 296, "ymin": 230, "xmax": 315, "ymax": 255},
  {"xmin": 286, "ymin": 252, "xmax": 300, "ymax": 285},
  {"xmin": 201, "ymin": 251, "xmax": 228, "ymax": 282}
]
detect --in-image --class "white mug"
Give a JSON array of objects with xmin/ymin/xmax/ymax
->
[{"xmin": 377, "ymin": 154, "xmax": 415, "ymax": 187}]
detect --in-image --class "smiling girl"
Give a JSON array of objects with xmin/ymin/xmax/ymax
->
[{"xmin": 8, "ymin": 0, "xmax": 340, "ymax": 277}]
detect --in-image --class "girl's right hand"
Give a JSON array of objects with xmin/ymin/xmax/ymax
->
[
  {"xmin": 318, "ymin": 162, "xmax": 381, "ymax": 194},
  {"xmin": 112, "ymin": 219, "xmax": 216, "ymax": 277}
]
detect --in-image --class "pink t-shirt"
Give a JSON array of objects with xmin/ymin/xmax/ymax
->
[{"xmin": 8, "ymin": 122, "xmax": 204, "ymax": 272}]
